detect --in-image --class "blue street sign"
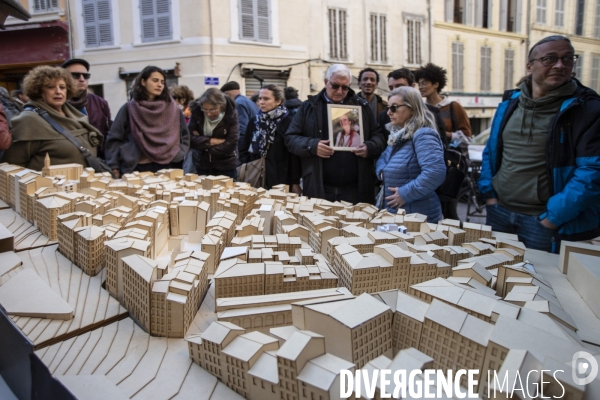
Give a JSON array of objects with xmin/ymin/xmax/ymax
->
[{"xmin": 205, "ymin": 77, "xmax": 220, "ymax": 86}]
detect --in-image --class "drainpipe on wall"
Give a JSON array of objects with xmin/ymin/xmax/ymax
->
[
  {"xmin": 208, "ymin": 0, "xmax": 215, "ymax": 73},
  {"xmin": 525, "ymin": 0, "xmax": 531, "ymax": 62},
  {"xmin": 427, "ymin": 0, "xmax": 432, "ymax": 62},
  {"xmin": 65, "ymin": 0, "xmax": 73, "ymax": 59}
]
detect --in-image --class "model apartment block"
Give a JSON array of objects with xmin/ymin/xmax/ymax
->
[{"xmin": 214, "ymin": 259, "xmax": 338, "ymax": 301}]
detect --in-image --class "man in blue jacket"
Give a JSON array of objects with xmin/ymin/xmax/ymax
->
[
  {"xmin": 479, "ymin": 35, "xmax": 600, "ymax": 253},
  {"xmin": 221, "ymin": 81, "xmax": 258, "ymax": 153}
]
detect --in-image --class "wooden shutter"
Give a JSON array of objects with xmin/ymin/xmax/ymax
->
[
  {"xmin": 339, "ymin": 9, "xmax": 347, "ymax": 60},
  {"xmin": 452, "ymin": 42, "xmax": 464, "ymax": 91},
  {"xmin": 97, "ymin": 1, "xmax": 114, "ymax": 46},
  {"xmin": 140, "ymin": 0, "xmax": 172, "ymax": 43},
  {"xmin": 575, "ymin": 0, "xmax": 585, "ymax": 35},
  {"xmin": 591, "ymin": 56, "xmax": 600, "ymax": 91},
  {"xmin": 445, "ymin": 0, "xmax": 454, "ymax": 22},
  {"xmin": 329, "ymin": 8, "xmax": 338, "ymax": 59},
  {"xmin": 475, "ymin": 0, "xmax": 483, "ymax": 27},
  {"xmin": 504, "ymin": 49, "xmax": 514, "ymax": 90},
  {"xmin": 380, "ymin": 15, "xmax": 387, "ymax": 63},
  {"xmin": 83, "ymin": 0, "xmax": 113, "ymax": 48},
  {"xmin": 256, "ymin": 0, "xmax": 270, "ymax": 42},
  {"xmin": 240, "ymin": 0, "xmax": 255, "ymax": 40},
  {"xmin": 83, "ymin": 0, "xmax": 99, "ymax": 47},
  {"xmin": 156, "ymin": 0, "xmax": 172, "ymax": 40},
  {"xmin": 515, "ymin": 0, "xmax": 522, "ymax": 32},
  {"xmin": 141, "ymin": 0, "xmax": 156, "ymax": 41},
  {"xmin": 239, "ymin": 0, "xmax": 271, "ymax": 42},
  {"xmin": 596, "ymin": 0, "xmax": 600, "ymax": 38},
  {"xmin": 500, "ymin": 0, "xmax": 508, "ymax": 31},
  {"xmin": 575, "ymin": 54, "xmax": 584, "ymax": 80},
  {"xmin": 480, "ymin": 46, "xmax": 492, "ymax": 92}
]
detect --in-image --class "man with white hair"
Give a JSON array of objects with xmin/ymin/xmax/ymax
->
[{"xmin": 285, "ymin": 64, "xmax": 385, "ymax": 204}]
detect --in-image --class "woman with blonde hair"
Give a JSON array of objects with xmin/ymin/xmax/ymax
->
[
  {"xmin": 376, "ymin": 86, "xmax": 446, "ymax": 221},
  {"xmin": 1, "ymin": 65, "xmax": 103, "ymax": 169},
  {"xmin": 187, "ymin": 87, "xmax": 239, "ymax": 177}
]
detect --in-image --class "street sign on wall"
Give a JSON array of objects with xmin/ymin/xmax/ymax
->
[{"xmin": 204, "ymin": 77, "xmax": 219, "ymax": 86}]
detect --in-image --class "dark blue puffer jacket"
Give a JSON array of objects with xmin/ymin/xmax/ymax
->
[
  {"xmin": 376, "ymin": 127, "xmax": 446, "ymax": 222},
  {"xmin": 479, "ymin": 80, "xmax": 600, "ymax": 242}
]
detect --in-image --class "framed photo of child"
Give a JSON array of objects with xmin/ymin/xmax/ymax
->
[{"xmin": 327, "ymin": 104, "xmax": 364, "ymax": 151}]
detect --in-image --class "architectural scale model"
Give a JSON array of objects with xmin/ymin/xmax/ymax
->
[{"xmin": 0, "ymin": 160, "xmax": 598, "ymax": 400}]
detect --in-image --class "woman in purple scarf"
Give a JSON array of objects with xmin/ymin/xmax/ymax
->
[{"xmin": 105, "ymin": 66, "xmax": 190, "ymax": 178}]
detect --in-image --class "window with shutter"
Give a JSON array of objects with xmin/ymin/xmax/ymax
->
[
  {"xmin": 140, "ymin": 0, "xmax": 172, "ymax": 43},
  {"xmin": 575, "ymin": 0, "xmax": 585, "ymax": 35},
  {"xmin": 536, "ymin": 0, "xmax": 547, "ymax": 24},
  {"xmin": 591, "ymin": 56, "xmax": 600, "ymax": 92},
  {"xmin": 83, "ymin": 0, "xmax": 114, "ymax": 48},
  {"xmin": 499, "ymin": 0, "xmax": 508, "ymax": 31},
  {"xmin": 555, "ymin": 0, "xmax": 565, "ymax": 27},
  {"xmin": 239, "ymin": 0, "xmax": 271, "ymax": 43},
  {"xmin": 480, "ymin": 46, "xmax": 492, "ymax": 92},
  {"xmin": 445, "ymin": 0, "xmax": 454, "ymax": 22},
  {"xmin": 504, "ymin": 49, "xmax": 514, "ymax": 90},
  {"xmin": 595, "ymin": 0, "xmax": 600, "ymax": 38},
  {"xmin": 370, "ymin": 14, "xmax": 387, "ymax": 64},
  {"xmin": 34, "ymin": 0, "xmax": 59, "ymax": 12},
  {"xmin": 575, "ymin": 54, "xmax": 584, "ymax": 81},
  {"xmin": 328, "ymin": 8, "xmax": 348, "ymax": 61},
  {"xmin": 452, "ymin": 42, "xmax": 464, "ymax": 91},
  {"xmin": 406, "ymin": 18, "xmax": 422, "ymax": 65}
]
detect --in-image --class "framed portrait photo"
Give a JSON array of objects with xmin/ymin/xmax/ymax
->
[{"xmin": 327, "ymin": 104, "xmax": 364, "ymax": 151}]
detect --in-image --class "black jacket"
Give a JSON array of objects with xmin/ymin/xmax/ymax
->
[
  {"xmin": 239, "ymin": 112, "xmax": 301, "ymax": 189},
  {"xmin": 188, "ymin": 96, "xmax": 239, "ymax": 171},
  {"xmin": 284, "ymin": 88, "xmax": 386, "ymax": 203}
]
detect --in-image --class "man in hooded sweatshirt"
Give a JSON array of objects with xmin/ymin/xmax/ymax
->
[{"xmin": 479, "ymin": 35, "xmax": 600, "ymax": 253}]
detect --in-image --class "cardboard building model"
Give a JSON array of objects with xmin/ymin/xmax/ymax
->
[{"xmin": 0, "ymin": 160, "xmax": 599, "ymax": 400}]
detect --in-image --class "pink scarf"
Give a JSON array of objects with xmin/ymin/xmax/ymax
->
[{"xmin": 127, "ymin": 99, "xmax": 181, "ymax": 164}]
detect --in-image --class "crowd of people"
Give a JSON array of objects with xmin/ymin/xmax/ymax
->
[{"xmin": 0, "ymin": 35, "xmax": 598, "ymax": 253}]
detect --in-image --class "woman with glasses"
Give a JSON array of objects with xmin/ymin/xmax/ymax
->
[
  {"xmin": 239, "ymin": 84, "xmax": 301, "ymax": 192},
  {"xmin": 376, "ymin": 86, "xmax": 446, "ymax": 221},
  {"xmin": 106, "ymin": 66, "xmax": 189, "ymax": 178},
  {"xmin": 187, "ymin": 87, "xmax": 239, "ymax": 178},
  {"xmin": 1, "ymin": 66, "xmax": 103, "ymax": 170}
]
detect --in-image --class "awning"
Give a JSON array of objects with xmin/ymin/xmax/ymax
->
[{"xmin": 0, "ymin": 21, "xmax": 70, "ymax": 68}]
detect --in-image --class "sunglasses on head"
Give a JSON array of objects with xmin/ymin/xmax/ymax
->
[
  {"xmin": 71, "ymin": 72, "xmax": 91, "ymax": 80},
  {"xmin": 329, "ymin": 82, "xmax": 351, "ymax": 92}
]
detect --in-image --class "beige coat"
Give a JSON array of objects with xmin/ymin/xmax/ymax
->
[{"xmin": 1, "ymin": 99, "xmax": 103, "ymax": 171}]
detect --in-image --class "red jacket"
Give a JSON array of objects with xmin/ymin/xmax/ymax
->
[{"xmin": 0, "ymin": 104, "xmax": 11, "ymax": 150}]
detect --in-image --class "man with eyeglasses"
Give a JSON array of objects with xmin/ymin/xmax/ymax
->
[
  {"xmin": 285, "ymin": 64, "xmax": 386, "ymax": 204},
  {"xmin": 479, "ymin": 35, "xmax": 600, "ymax": 252},
  {"xmin": 61, "ymin": 58, "xmax": 112, "ymax": 158}
]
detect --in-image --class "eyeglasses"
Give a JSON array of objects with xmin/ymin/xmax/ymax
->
[
  {"xmin": 385, "ymin": 104, "xmax": 412, "ymax": 113},
  {"xmin": 529, "ymin": 55, "xmax": 578, "ymax": 66},
  {"xmin": 201, "ymin": 108, "xmax": 220, "ymax": 114},
  {"xmin": 328, "ymin": 82, "xmax": 351, "ymax": 92},
  {"xmin": 71, "ymin": 72, "xmax": 91, "ymax": 80}
]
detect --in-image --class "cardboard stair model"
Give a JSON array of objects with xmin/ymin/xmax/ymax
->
[{"xmin": 0, "ymin": 268, "xmax": 74, "ymax": 320}]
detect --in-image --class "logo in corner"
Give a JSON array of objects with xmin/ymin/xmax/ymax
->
[{"xmin": 572, "ymin": 351, "xmax": 598, "ymax": 386}]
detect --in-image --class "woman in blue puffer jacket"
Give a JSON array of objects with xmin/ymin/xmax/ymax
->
[{"xmin": 376, "ymin": 86, "xmax": 446, "ymax": 222}]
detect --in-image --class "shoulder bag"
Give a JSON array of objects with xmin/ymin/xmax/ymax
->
[
  {"xmin": 25, "ymin": 106, "xmax": 114, "ymax": 177},
  {"xmin": 237, "ymin": 142, "xmax": 271, "ymax": 188}
]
